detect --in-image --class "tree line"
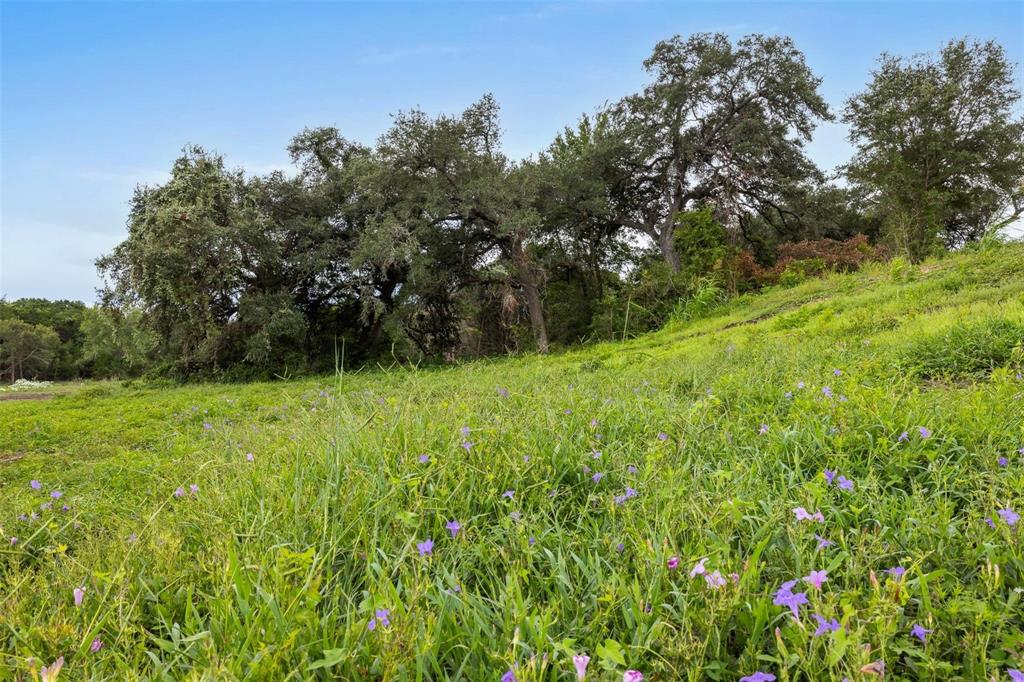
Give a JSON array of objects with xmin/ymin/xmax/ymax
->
[{"xmin": 3, "ymin": 34, "xmax": 1022, "ymax": 381}]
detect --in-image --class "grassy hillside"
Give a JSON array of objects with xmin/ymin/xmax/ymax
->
[{"xmin": 2, "ymin": 244, "xmax": 1023, "ymax": 681}]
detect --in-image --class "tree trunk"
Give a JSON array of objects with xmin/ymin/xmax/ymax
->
[
  {"xmin": 656, "ymin": 224, "xmax": 682, "ymax": 272},
  {"xmin": 520, "ymin": 272, "xmax": 549, "ymax": 354},
  {"xmin": 510, "ymin": 240, "xmax": 549, "ymax": 354}
]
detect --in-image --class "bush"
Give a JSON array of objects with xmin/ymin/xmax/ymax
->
[{"xmin": 727, "ymin": 235, "xmax": 888, "ymax": 291}]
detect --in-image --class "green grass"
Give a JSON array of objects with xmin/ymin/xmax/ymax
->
[{"xmin": 2, "ymin": 244, "xmax": 1023, "ymax": 681}]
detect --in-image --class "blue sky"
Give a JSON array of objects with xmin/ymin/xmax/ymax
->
[{"xmin": 2, "ymin": 1, "xmax": 1022, "ymax": 302}]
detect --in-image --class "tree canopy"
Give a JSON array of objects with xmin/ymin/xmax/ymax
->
[{"xmin": 844, "ymin": 38, "xmax": 1024, "ymax": 259}]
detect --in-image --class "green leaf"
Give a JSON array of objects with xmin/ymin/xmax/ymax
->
[{"xmin": 308, "ymin": 648, "xmax": 347, "ymax": 670}]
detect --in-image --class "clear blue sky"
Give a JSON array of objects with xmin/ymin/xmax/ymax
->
[{"xmin": 2, "ymin": 1, "xmax": 1022, "ymax": 302}]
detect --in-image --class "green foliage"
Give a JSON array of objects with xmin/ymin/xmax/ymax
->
[
  {"xmin": 673, "ymin": 208, "xmax": 729, "ymax": 280},
  {"xmin": 80, "ymin": 307, "xmax": 159, "ymax": 378},
  {"xmin": 0, "ymin": 318, "xmax": 61, "ymax": 382},
  {"xmin": 2, "ymin": 244, "xmax": 1023, "ymax": 679},
  {"xmin": 844, "ymin": 38, "xmax": 1024, "ymax": 259},
  {"xmin": 901, "ymin": 317, "xmax": 1024, "ymax": 380},
  {"xmin": 669, "ymin": 277, "xmax": 726, "ymax": 324},
  {"xmin": 0, "ymin": 299, "xmax": 89, "ymax": 379},
  {"xmin": 554, "ymin": 33, "xmax": 832, "ymax": 270},
  {"xmin": 778, "ymin": 258, "xmax": 825, "ymax": 287}
]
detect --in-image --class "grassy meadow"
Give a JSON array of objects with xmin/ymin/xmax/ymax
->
[{"xmin": 2, "ymin": 244, "xmax": 1023, "ymax": 681}]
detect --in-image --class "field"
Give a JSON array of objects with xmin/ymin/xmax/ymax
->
[{"xmin": 2, "ymin": 244, "xmax": 1023, "ymax": 681}]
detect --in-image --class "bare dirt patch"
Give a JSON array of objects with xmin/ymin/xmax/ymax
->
[{"xmin": 0, "ymin": 393, "xmax": 53, "ymax": 402}]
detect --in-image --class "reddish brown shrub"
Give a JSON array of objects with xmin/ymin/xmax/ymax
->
[
  {"xmin": 774, "ymin": 234, "xmax": 888, "ymax": 274},
  {"xmin": 725, "ymin": 235, "xmax": 888, "ymax": 292}
]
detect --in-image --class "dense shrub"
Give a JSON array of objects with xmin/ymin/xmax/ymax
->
[{"xmin": 728, "ymin": 235, "xmax": 888, "ymax": 291}]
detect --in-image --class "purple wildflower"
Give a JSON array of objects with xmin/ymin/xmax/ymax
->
[
  {"xmin": 367, "ymin": 618, "xmax": 377, "ymax": 631},
  {"xmin": 740, "ymin": 673, "xmax": 776, "ymax": 682},
  {"xmin": 667, "ymin": 556, "xmax": 680, "ymax": 570},
  {"xmin": 502, "ymin": 669, "xmax": 517, "ymax": 682},
  {"xmin": 375, "ymin": 608, "xmax": 391, "ymax": 627},
  {"xmin": 657, "ymin": 432, "xmax": 668, "ymax": 441},
  {"xmin": 614, "ymin": 495, "xmax": 626, "ymax": 505},
  {"xmin": 592, "ymin": 472, "xmax": 604, "ymax": 483},
  {"xmin": 497, "ymin": 387, "xmax": 509, "ymax": 398},
  {"xmin": 1008, "ymin": 670, "xmax": 1024, "ymax": 682},
  {"xmin": 30, "ymin": 480, "xmax": 41, "ymax": 490},
  {"xmin": 417, "ymin": 539, "xmax": 434, "ymax": 556},
  {"xmin": 797, "ymin": 381, "xmax": 805, "ymax": 389},
  {"xmin": 616, "ymin": 543, "xmax": 625, "ymax": 553},
  {"xmin": 837, "ymin": 476, "xmax": 854, "ymax": 491},
  {"xmin": 834, "ymin": 368, "xmax": 842, "ymax": 376},
  {"xmin": 772, "ymin": 580, "xmax": 808, "ymax": 618},
  {"xmin": 812, "ymin": 614, "xmax": 840, "ymax": 637},
  {"xmin": 627, "ymin": 465, "xmax": 638, "ymax": 474},
  {"xmin": 173, "ymin": 487, "xmax": 186, "ymax": 498},
  {"xmin": 815, "ymin": 534, "xmax": 833, "ymax": 550},
  {"xmin": 998, "ymin": 456, "xmax": 1008, "ymax": 467},
  {"xmin": 418, "ymin": 454, "xmax": 429, "ymax": 463},
  {"xmin": 10, "ymin": 537, "xmax": 17, "ymax": 546},
  {"xmin": 73, "ymin": 587, "xmax": 85, "ymax": 607},
  {"xmin": 910, "ymin": 624, "xmax": 932, "ymax": 642},
  {"xmin": 502, "ymin": 490, "xmax": 514, "ymax": 499},
  {"xmin": 461, "ymin": 441, "xmax": 473, "ymax": 451},
  {"xmin": 189, "ymin": 484, "xmax": 199, "ymax": 495},
  {"xmin": 572, "ymin": 654, "xmax": 590, "ymax": 681},
  {"xmin": 90, "ymin": 637, "xmax": 103, "ymax": 653},
  {"xmin": 564, "ymin": 409, "xmax": 573, "ymax": 415},
  {"xmin": 690, "ymin": 558, "xmax": 708, "ymax": 577},
  {"xmin": 823, "ymin": 469, "xmax": 836, "ymax": 485},
  {"xmin": 203, "ymin": 422, "xmax": 212, "ymax": 430},
  {"xmin": 623, "ymin": 672, "xmax": 644, "ymax": 682},
  {"xmin": 804, "ymin": 569, "xmax": 828, "ymax": 590},
  {"xmin": 884, "ymin": 566, "xmax": 906, "ymax": 579},
  {"xmin": 624, "ymin": 487, "xmax": 637, "ymax": 498},
  {"xmin": 460, "ymin": 426, "xmax": 471, "ymax": 437},
  {"xmin": 759, "ymin": 423, "xmax": 769, "ymax": 435},
  {"xmin": 246, "ymin": 452, "xmax": 255, "ymax": 462},
  {"xmin": 985, "ymin": 517, "xmax": 996, "ymax": 529},
  {"xmin": 446, "ymin": 520, "xmax": 462, "ymax": 538},
  {"xmin": 822, "ymin": 386, "xmax": 833, "ymax": 398},
  {"xmin": 592, "ymin": 449, "xmax": 602, "ymax": 459},
  {"xmin": 704, "ymin": 571, "xmax": 727, "ymax": 589},
  {"xmin": 998, "ymin": 508, "xmax": 1019, "ymax": 526},
  {"xmin": 589, "ymin": 418, "xmax": 599, "ymax": 428},
  {"xmin": 50, "ymin": 490, "xmax": 62, "ymax": 499},
  {"xmin": 792, "ymin": 507, "xmax": 824, "ymax": 523},
  {"xmin": 919, "ymin": 426, "xmax": 932, "ymax": 439},
  {"xmin": 898, "ymin": 431, "xmax": 910, "ymax": 442}
]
